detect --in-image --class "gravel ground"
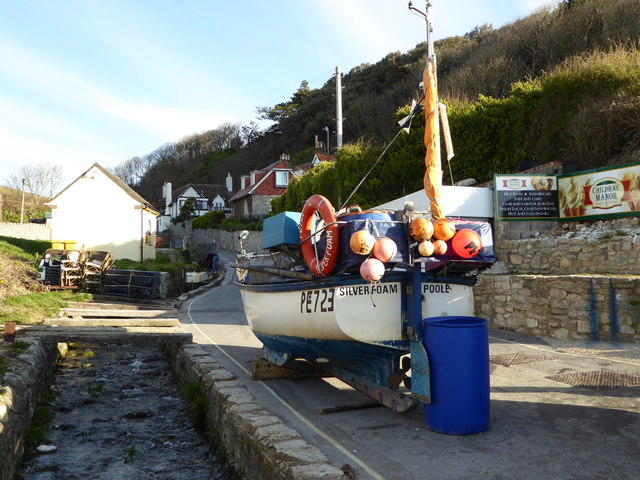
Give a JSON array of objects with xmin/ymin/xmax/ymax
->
[{"xmin": 19, "ymin": 343, "xmax": 235, "ymax": 480}]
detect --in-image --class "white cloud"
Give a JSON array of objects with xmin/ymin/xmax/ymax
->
[
  {"xmin": 0, "ymin": 129, "xmax": 110, "ymax": 186},
  {"xmin": 95, "ymin": 93, "xmax": 230, "ymax": 140}
]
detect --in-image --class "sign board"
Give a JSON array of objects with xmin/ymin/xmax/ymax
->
[
  {"xmin": 494, "ymin": 175, "xmax": 558, "ymax": 220},
  {"xmin": 558, "ymin": 162, "xmax": 640, "ymax": 220}
]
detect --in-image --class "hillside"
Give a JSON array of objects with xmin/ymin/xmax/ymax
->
[
  {"xmin": 0, "ymin": 185, "xmax": 50, "ymax": 223},
  {"xmin": 123, "ymin": 0, "xmax": 640, "ymax": 211}
]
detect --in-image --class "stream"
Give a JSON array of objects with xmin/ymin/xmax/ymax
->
[{"xmin": 19, "ymin": 343, "xmax": 236, "ymax": 480}]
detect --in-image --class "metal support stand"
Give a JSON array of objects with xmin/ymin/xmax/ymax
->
[{"xmin": 407, "ymin": 265, "xmax": 431, "ymax": 404}]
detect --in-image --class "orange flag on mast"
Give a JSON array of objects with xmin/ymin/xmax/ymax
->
[{"xmin": 423, "ymin": 59, "xmax": 444, "ymax": 220}]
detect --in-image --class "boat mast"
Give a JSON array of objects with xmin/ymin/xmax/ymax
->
[
  {"xmin": 414, "ymin": 1, "xmax": 444, "ymax": 220},
  {"xmin": 336, "ymin": 66, "xmax": 343, "ymax": 150}
]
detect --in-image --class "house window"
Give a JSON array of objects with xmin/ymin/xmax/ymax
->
[
  {"xmin": 196, "ymin": 199, "xmax": 208, "ymax": 211},
  {"xmin": 275, "ymin": 171, "xmax": 289, "ymax": 187}
]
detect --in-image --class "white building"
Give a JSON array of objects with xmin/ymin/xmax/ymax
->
[
  {"xmin": 156, "ymin": 174, "xmax": 233, "ymax": 232},
  {"xmin": 46, "ymin": 163, "xmax": 159, "ymax": 261}
]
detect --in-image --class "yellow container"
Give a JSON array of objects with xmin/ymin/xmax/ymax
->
[{"xmin": 52, "ymin": 240, "xmax": 79, "ymax": 250}]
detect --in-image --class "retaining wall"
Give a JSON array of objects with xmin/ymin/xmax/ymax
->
[
  {"xmin": 494, "ymin": 217, "xmax": 640, "ymax": 275},
  {"xmin": 475, "ymin": 216, "xmax": 640, "ymax": 341},
  {"xmin": 0, "ymin": 339, "xmax": 63, "ymax": 480},
  {"xmin": 0, "ymin": 223, "xmax": 50, "ymax": 241},
  {"xmin": 474, "ymin": 274, "xmax": 640, "ymax": 342},
  {"xmin": 164, "ymin": 343, "xmax": 344, "ymax": 480}
]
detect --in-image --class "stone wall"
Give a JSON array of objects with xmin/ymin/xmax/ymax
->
[
  {"xmin": 0, "ymin": 339, "xmax": 63, "ymax": 480},
  {"xmin": 495, "ymin": 217, "xmax": 640, "ymax": 275},
  {"xmin": 476, "ymin": 216, "xmax": 640, "ymax": 341},
  {"xmin": 165, "ymin": 343, "xmax": 344, "ymax": 480},
  {"xmin": 475, "ymin": 274, "xmax": 640, "ymax": 342},
  {"xmin": 163, "ymin": 223, "xmax": 264, "ymax": 261},
  {"xmin": 0, "ymin": 223, "xmax": 50, "ymax": 241}
]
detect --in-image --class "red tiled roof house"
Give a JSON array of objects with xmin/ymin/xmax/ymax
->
[{"xmin": 229, "ymin": 159, "xmax": 294, "ymax": 219}]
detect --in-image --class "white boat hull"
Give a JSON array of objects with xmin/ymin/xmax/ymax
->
[{"xmin": 239, "ymin": 278, "xmax": 474, "ymax": 345}]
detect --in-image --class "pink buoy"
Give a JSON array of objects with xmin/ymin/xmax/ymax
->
[
  {"xmin": 372, "ymin": 237, "xmax": 398, "ymax": 262},
  {"xmin": 432, "ymin": 239, "xmax": 448, "ymax": 256},
  {"xmin": 360, "ymin": 258, "xmax": 385, "ymax": 282}
]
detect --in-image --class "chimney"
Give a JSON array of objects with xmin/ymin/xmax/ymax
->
[
  {"xmin": 163, "ymin": 182, "xmax": 172, "ymax": 214},
  {"xmin": 226, "ymin": 172, "xmax": 233, "ymax": 193}
]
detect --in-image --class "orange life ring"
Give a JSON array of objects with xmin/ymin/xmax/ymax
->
[{"xmin": 300, "ymin": 195, "xmax": 340, "ymax": 277}]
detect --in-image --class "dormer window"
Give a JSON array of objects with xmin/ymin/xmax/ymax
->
[{"xmin": 275, "ymin": 171, "xmax": 289, "ymax": 187}]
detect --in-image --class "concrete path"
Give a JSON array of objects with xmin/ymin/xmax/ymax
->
[
  {"xmin": 17, "ymin": 298, "xmax": 191, "ymax": 345},
  {"xmin": 179, "ymin": 253, "xmax": 640, "ymax": 480}
]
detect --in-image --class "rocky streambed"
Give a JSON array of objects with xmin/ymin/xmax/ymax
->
[{"xmin": 19, "ymin": 343, "xmax": 235, "ymax": 480}]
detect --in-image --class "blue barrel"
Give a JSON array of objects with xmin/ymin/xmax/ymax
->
[{"xmin": 422, "ymin": 316, "xmax": 490, "ymax": 435}]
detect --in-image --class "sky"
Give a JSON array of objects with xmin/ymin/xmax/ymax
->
[{"xmin": 0, "ymin": 0, "xmax": 555, "ymax": 190}]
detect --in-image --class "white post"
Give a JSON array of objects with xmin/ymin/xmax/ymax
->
[
  {"xmin": 20, "ymin": 178, "xmax": 25, "ymax": 224},
  {"xmin": 336, "ymin": 66, "xmax": 343, "ymax": 150}
]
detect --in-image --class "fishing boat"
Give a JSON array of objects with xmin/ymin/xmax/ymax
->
[{"xmin": 233, "ymin": 2, "xmax": 495, "ymax": 412}]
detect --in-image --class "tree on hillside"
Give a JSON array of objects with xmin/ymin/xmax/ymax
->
[
  {"xmin": 257, "ymin": 81, "xmax": 312, "ymax": 128},
  {"xmin": 114, "ymin": 156, "xmax": 152, "ymax": 186},
  {"xmin": 241, "ymin": 121, "xmax": 261, "ymax": 146},
  {"xmin": 3, "ymin": 163, "xmax": 63, "ymax": 221}
]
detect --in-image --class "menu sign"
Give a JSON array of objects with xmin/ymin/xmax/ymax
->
[
  {"xmin": 494, "ymin": 175, "xmax": 558, "ymax": 220},
  {"xmin": 558, "ymin": 162, "xmax": 640, "ymax": 220}
]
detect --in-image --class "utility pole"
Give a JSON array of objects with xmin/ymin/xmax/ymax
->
[
  {"xmin": 336, "ymin": 66, "xmax": 343, "ymax": 150},
  {"xmin": 20, "ymin": 178, "xmax": 25, "ymax": 224}
]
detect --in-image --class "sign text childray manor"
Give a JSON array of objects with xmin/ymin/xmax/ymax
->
[{"xmin": 495, "ymin": 161, "xmax": 640, "ymax": 222}]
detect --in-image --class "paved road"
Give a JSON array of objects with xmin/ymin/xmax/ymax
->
[{"xmin": 180, "ymin": 253, "xmax": 640, "ymax": 480}]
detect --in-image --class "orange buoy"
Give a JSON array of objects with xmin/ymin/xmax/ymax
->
[
  {"xmin": 409, "ymin": 217, "xmax": 434, "ymax": 242},
  {"xmin": 451, "ymin": 229, "xmax": 482, "ymax": 258},
  {"xmin": 433, "ymin": 218, "xmax": 456, "ymax": 241},
  {"xmin": 372, "ymin": 237, "xmax": 398, "ymax": 262},
  {"xmin": 350, "ymin": 230, "xmax": 376, "ymax": 255}
]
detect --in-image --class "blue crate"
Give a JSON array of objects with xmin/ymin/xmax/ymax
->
[{"xmin": 262, "ymin": 212, "xmax": 302, "ymax": 249}]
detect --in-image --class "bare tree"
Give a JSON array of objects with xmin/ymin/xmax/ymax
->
[
  {"xmin": 6, "ymin": 163, "xmax": 64, "ymax": 199},
  {"xmin": 114, "ymin": 156, "xmax": 149, "ymax": 186},
  {"xmin": 3, "ymin": 163, "xmax": 64, "ymax": 221}
]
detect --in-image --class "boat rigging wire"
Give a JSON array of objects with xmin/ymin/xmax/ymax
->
[{"xmin": 339, "ymin": 117, "xmax": 416, "ymax": 211}]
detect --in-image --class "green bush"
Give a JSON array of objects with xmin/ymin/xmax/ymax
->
[{"xmin": 192, "ymin": 210, "xmax": 226, "ymax": 229}]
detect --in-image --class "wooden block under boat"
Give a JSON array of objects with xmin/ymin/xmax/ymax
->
[{"xmin": 251, "ymin": 358, "xmax": 330, "ymax": 381}]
